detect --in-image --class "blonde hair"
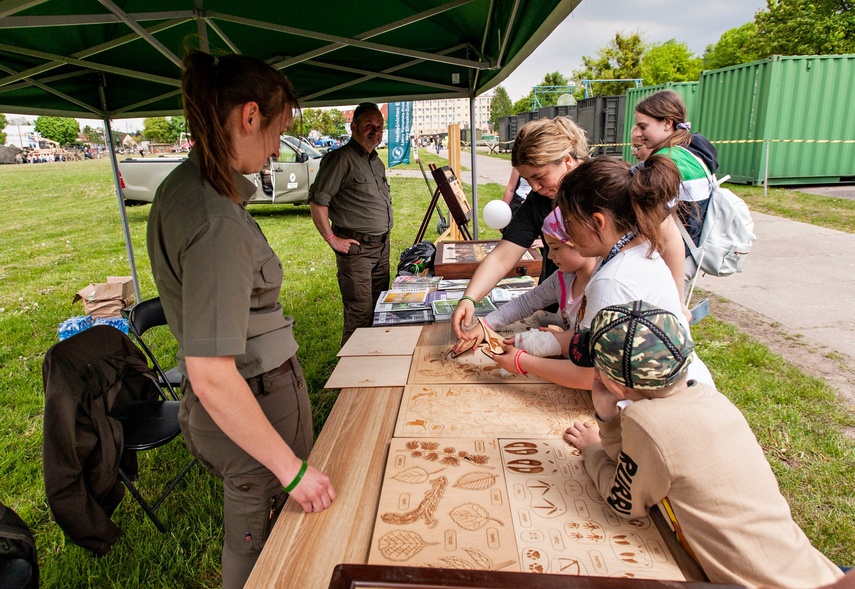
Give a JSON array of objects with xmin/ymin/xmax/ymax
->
[{"xmin": 512, "ymin": 117, "xmax": 588, "ymax": 167}]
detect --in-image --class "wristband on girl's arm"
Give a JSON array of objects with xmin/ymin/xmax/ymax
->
[
  {"xmin": 282, "ymin": 459, "xmax": 308, "ymax": 493},
  {"xmin": 324, "ymin": 233, "xmax": 335, "ymax": 242},
  {"xmin": 514, "ymin": 349, "xmax": 528, "ymax": 375},
  {"xmin": 458, "ymin": 295, "xmax": 478, "ymax": 306}
]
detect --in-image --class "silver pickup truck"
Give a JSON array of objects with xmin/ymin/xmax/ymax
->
[{"xmin": 118, "ymin": 135, "xmax": 323, "ymax": 205}]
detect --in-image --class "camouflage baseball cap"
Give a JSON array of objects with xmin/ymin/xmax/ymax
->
[{"xmin": 569, "ymin": 300, "xmax": 694, "ymax": 390}]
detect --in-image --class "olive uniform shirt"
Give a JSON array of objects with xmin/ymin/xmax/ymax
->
[
  {"xmin": 147, "ymin": 149, "xmax": 297, "ymax": 379},
  {"xmin": 308, "ymin": 139, "xmax": 393, "ymax": 235}
]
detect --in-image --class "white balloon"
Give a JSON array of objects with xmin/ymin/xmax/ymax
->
[{"xmin": 483, "ymin": 200, "xmax": 512, "ymax": 229}]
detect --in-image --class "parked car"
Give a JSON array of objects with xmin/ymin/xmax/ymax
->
[{"xmin": 118, "ymin": 135, "xmax": 322, "ymax": 205}]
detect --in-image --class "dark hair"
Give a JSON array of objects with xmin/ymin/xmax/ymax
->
[
  {"xmin": 635, "ymin": 90, "xmax": 690, "ymax": 152},
  {"xmin": 352, "ymin": 102, "xmax": 381, "ymax": 125},
  {"xmin": 182, "ymin": 50, "xmax": 299, "ymax": 202},
  {"xmin": 555, "ymin": 156, "xmax": 680, "ymax": 256}
]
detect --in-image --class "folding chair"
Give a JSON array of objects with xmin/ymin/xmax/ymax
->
[
  {"xmin": 127, "ymin": 297, "xmax": 182, "ymax": 395},
  {"xmin": 111, "ymin": 398, "xmax": 195, "ymax": 532},
  {"xmin": 43, "ymin": 326, "xmax": 195, "ymax": 539}
]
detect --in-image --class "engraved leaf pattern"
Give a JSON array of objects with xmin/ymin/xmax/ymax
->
[
  {"xmin": 453, "ymin": 471, "xmax": 497, "ymax": 491},
  {"xmin": 448, "ymin": 502, "xmax": 504, "ymax": 531},
  {"xmin": 390, "ymin": 466, "xmax": 433, "ymax": 484},
  {"xmin": 463, "ymin": 547, "xmax": 493, "ymax": 569},
  {"xmin": 438, "ymin": 556, "xmax": 476, "ymax": 569},
  {"xmin": 377, "ymin": 530, "xmax": 438, "ymax": 561}
]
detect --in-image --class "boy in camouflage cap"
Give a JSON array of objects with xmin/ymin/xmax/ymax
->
[{"xmin": 564, "ymin": 301, "xmax": 842, "ymax": 588}]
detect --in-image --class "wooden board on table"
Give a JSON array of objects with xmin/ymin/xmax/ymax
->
[
  {"xmin": 498, "ymin": 438, "xmax": 686, "ymax": 579},
  {"xmin": 395, "ymin": 384, "xmax": 594, "ymax": 438},
  {"xmin": 368, "ymin": 436, "xmax": 686, "ymax": 579},
  {"xmin": 338, "ymin": 325, "xmax": 424, "ymax": 357},
  {"xmin": 368, "ymin": 437, "xmax": 518, "ymax": 572},
  {"xmin": 325, "ymin": 355, "xmax": 413, "ymax": 389},
  {"xmin": 408, "ymin": 345, "xmax": 548, "ymax": 385}
]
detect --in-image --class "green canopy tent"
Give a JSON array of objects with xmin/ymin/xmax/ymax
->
[{"xmin": 0, "ymin": 0, "xmax": 581, "ymax": 299}]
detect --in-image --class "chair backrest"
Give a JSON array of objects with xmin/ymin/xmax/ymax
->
[
  {"xmin": 128, "ymin": 297, "xmax": 168, "ymax": 338},
  {"xmin": 127, "ymin": 298, "xmax": 179, "ymax": 400}
]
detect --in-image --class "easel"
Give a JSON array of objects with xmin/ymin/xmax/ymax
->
[{"xmin": 412, "ymin": 163, "xmax": 473, "ymax": 245}]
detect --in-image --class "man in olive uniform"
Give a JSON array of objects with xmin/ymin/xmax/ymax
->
[{"xmin": 309, "ymin": 102, "xmax": 393, "ymax": 344}]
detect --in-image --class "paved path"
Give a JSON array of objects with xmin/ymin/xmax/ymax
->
[
  {"xmin": 391, "ymin": 150, "xmax": 855, "ymax": 367},
  {"xmin": 695, "ymin": 212, "xmax": 855, "ymax": 361}
]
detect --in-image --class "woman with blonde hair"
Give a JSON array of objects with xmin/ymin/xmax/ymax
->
[
  {"xmin": 147, "ymin": 50, "xmax": 335, "ymax": 588},
  {"xmin": 452, "ymin": 116, "xmax": 689, "ymax": 344},
  {"xmin": 451, "ymin": 117, "xmax": 587, "ymax": 342},
  {"xmin": 492, "ymin": 156, "xmax": 714, "ymax": 389}
]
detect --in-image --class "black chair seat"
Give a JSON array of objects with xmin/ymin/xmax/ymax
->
[{"xmin": 110, "ymin": 400, "xmax": 182, "ymax": 451}]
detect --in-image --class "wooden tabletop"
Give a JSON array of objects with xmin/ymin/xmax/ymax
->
[
  {"xmin": 245, "ymin": 323, "xmax": 704, "ymax": 588},
  {"xmin": 245, "ymin": 323, "xmax": 452, "ymax": 589}
]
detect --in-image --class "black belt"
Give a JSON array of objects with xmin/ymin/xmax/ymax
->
[{"xmin": 333, "ymin": 226, "xmax": 389, "ymax": 243}]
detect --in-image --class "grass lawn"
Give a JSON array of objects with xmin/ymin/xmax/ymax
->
[{"xmin": 0, "ymin": 158, "xmax": 852, "ymax": 587}]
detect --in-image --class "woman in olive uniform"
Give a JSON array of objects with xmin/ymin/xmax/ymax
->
[{"xmin": 147, "ymin": 50, "xmax": 335, "ymax": 589}]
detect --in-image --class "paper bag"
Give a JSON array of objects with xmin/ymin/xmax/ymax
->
[{"xmin": 73, "ymin": 276, "xmax": 135, "ymax": 319}]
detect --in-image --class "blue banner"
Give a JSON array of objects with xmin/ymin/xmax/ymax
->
[{"xmin": 388, "ymin": 101, "xmax": 413, "ymax": 168}]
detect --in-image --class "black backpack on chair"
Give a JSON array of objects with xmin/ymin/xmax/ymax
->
[{"xmin": 0, "ymin": 501, "xmax": 38, "ymax": 589}]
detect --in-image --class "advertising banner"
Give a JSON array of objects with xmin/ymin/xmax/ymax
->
[{"xmin": 388, "ymin": 101, "xmax": 413, "ymax": 168}]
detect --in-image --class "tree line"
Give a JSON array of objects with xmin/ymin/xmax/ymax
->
[
  {"xmin": 489, "ymin": 0, "xmax": 855, "ymax": 123},
  {"xmin": 0, "ymin": 107, "xmax": 349, "ymax": 149}
]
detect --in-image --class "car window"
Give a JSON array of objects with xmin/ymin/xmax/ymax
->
[
  {"xmin": 278, "ymin": 140, "xmax": 298, "ymax": 163},
  {"xmin": 281, "ymin": 135, "xmax": 323, "ymax": 159}
]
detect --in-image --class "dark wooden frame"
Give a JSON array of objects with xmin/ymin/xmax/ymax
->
[
  {"xmin": 328, "ymin": 565, "xmax": 740, "ymax": 589},
  {"xmin": 433, "ymin": 240, "xmax": 543, "ymax": 280}
]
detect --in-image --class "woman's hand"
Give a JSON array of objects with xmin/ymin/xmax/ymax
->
[
  {"xmin": 451, "ymin": 323, "xmax": 483, "ymax": 355},
  {"xmin": 284, "ymin": 461, "xmax": 337, "ymax": 513},
  {"xmin": 451, "ymin": 298, "xmax": 477, "ymax": 340},
  {"xmin": 563, "ymin": 420, "xmax": 600, "ymax": 450}
]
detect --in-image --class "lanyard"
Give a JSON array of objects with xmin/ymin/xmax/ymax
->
[
  {"xmin": 598, "ymin": 230, "xmax": 638, "ymax": 271},
  {"xmin": 574, "ymin": 230, "xmax": 638, "ymax": 333}
]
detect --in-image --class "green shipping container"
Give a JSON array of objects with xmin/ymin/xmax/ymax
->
[
  {"xmin": 696, "ymin": 55, "xmax": 855, "ymax": 185},
  {"xmin": 622, "ymin": 82, "xmax": 699, "ymax": 162}
]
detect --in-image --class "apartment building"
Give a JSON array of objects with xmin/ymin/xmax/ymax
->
[{"xmin": 411, "ymin": 95, "xmax": 493, "ymax": 137}]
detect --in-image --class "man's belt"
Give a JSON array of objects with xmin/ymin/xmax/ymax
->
[{"xmin": 333, "ymin": 226, "xmax": 389, "ymax": 243}]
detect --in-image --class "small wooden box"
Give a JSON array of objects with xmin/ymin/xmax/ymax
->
[{"xmin": 433, "ymin": 240, "xmax": 542, "ymax": 280}]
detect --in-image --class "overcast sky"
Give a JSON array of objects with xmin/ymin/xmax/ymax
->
[
  {"xmin": 499, "ymin": 0, "xmax": 768, "ymax": 100},
  {"xmin": 9, "ymin": 0, "xmax": 768, "ymax": 133}
]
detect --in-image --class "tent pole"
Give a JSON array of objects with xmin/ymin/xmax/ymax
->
[
  {"xmin": 469, "ymin": 95, "xmax": 479, "ymax": 239},
  {"xmin": 101, "ymin": 111, "xmax": 143, "ymax": 305}
]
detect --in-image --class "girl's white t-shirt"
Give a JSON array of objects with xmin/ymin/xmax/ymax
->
[{"xmin": 582, "ymin": 244, "xmax": 715, "ymax": 387}]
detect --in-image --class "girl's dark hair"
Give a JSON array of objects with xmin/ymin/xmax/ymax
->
[
  {"xmin": 555, "ymin": 156, "xmax": 680, "ymax": 256},
  {"xmin": 635, "ymin": 90, "xmax": 690, "ymax": 152},
  {"xmin": 182, "ymin": 50, "xmax": 299, "ymax": 202}
]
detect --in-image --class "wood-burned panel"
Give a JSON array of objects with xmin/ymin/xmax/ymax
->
[{"xmin": 396, "ymin": 384, "xmax": 594, "ymax": 438}]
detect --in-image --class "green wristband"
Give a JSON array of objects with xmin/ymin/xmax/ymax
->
[
  {"xmin": 282, "ymin": 459, "xmax": 308, "ymax": 493},
  {"xmin": 458, "ymin": 295, "xmax": 478, "ymax": 306}
]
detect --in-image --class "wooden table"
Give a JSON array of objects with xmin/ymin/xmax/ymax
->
[
  {"xmin": 245, "ymin": 323, "xmax": 704, "ymax": 588},
  {"xmin": 245, "ymin": 324, "xmax": 450, "ymax": 589}
]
